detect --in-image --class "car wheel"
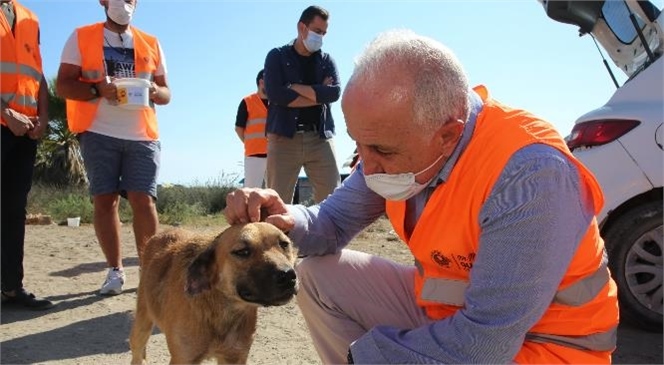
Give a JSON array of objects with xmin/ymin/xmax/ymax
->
[{"xmin": 604, "ymin": 201, "xmax": 663, "ymax": 332}]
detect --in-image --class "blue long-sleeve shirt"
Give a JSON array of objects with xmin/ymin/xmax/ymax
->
[
  {"xmin": 263, "ymin": 41, "xmax": 341, "ymax": 139},
  {"xmin": 286, "ymin": 92, "xmax": 595, "ymax": 363}
]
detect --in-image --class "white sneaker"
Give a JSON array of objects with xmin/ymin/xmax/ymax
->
[{"xmin": 100, "ymin": 268, "xmax": 125, "ymax": 295}]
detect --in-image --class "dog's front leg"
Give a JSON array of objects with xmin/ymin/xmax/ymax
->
[
  {"xmin": 166, "ymin": 334, "xmax": 209, "ymax": 365},
  {"xmin": 214, "ymin": 350, "xmax": 250, "ymax": 365}
]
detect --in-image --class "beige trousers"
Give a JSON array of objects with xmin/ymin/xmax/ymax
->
[
  {"xmin": 295, "ymin": 249, "xmax": 431, "ymax": 364},
  {"xmin": 266, "ymin": 131, "xmax": 340, "ymax": 204}
]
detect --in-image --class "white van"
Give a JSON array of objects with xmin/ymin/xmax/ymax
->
[{"xmin": 541, "ymin": 0, "xmax": 662, "ymax": 332}]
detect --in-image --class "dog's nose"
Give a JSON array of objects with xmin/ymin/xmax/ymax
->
[{"xmin": 275, "ymin": 268, "xmax": 296, "ymax": 287}]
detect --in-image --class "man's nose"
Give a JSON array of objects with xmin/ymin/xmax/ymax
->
[{"xmin": 361, "ymin": 158, "xmax": 383, "ymax": 176}]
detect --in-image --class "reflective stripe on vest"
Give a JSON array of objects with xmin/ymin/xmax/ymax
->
[
  {"xmin": 418, "ymin": 256, "xmax": 610, "ymax": 307},
  {"xmin": 526, "ymin": 326, "xmax": 618, "ymax": 352},
  {"xmin": 0, "ymin": 61, "xmax": 41, "ymax": 81},
  {"xmin": 247, "ymin": 118, "xmax": 266, "ymax": 128},
  {"xmin": 1, "ymin": 92, "xmax": 37, "ymax": 109},
  {"xmin": 245, "ymin": 118, "xmax": 266, "ymax": 141},
  {"xmin": 554, "ymin": 252, "xmax": 610, "ymax": 306},
  {"xmin": 81, "ymin": 70, "xmax": 101, "ymax": 80},
  {"xmin": 244, "ymin": 131, "xmax": 266, "ymax": 140}
]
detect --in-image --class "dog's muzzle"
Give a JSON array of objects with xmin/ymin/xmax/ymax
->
[{"xmin": 237, "ymin": 266, "xmax": 298, "ymax": 306}]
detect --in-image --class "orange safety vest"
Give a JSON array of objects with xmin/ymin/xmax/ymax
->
[
  {"xmin": 243, "ymin": 93, "xmax": 267, "ymax": 157},
  {"xmin": 0, "ymin": 0, "xmax": 42, "ymax": 125},
  {"xmin": 386, "ymin": 86, "xmax": 619, "ymax": 364},
  {"xmin": 65, "ymin": 22, "xmax": 161, "ymax": 139}
]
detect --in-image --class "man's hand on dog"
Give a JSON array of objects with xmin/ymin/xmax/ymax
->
[{"xmin": 225, "ymin": 188, "xmax": 295, "ymax": 232}]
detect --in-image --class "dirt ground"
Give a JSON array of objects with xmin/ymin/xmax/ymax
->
[{"xmin": 1, "ymin": 218, "xmax": 662, "ymax": 364}]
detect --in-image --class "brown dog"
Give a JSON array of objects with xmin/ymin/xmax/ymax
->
[{"xmin": 129, "ymin": 222, "xmax": 298, "ymax": 364}]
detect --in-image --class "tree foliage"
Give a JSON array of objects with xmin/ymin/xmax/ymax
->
[{"xmin": 33, "ymin": 77, "xmax": 88, "ymax": 187}]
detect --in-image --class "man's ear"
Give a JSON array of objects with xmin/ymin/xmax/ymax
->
[
  {"xmin": 297, "ymin": 21, "xmax": 306, "ymax": 37},
  {"xmin": 438, "ymin": 119, "xmax": 464, "ymax": 155}
]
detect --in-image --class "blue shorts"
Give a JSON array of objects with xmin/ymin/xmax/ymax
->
[{"xmin": 79, "ymin": 132, "xmax": 160, "ymax": 198}]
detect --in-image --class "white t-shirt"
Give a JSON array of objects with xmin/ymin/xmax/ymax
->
[{"xmin": 60, "ymin": 27, "xmax": 167, "ymax": 140}]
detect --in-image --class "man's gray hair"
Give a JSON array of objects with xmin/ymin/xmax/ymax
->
[{"xmin": 349, "ymin": 29, "xmax": 470, "ymax": 132}]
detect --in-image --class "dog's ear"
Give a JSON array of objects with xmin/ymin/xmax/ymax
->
[{"xmin": 185, "ymin": 247, "xmax": 218, "ymax": 296}]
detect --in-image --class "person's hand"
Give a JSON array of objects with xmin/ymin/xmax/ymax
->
[
  {"xmin": 97, "ymin": 77, "xmax": 118, "ymax": 105},
  {"xmin": 2, "ymin": 107, "xmax": 34, "ymax": 136},
  {"xmin": 26, "ymin": 116, "xmax": 47, "ymax": 140},
  {"xmin": 224, "ymin": 188, "xmax": 295, "ymax": 232},
  {"xmin": 149, "ymin": 81, "xmax": 159, "ymax": 101},
  {"xmin": 323, "ymin": 76, "xmax": 334, "ymax": 86}
]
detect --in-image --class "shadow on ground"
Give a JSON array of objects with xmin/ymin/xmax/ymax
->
[
  {"xmin": 49, "ymin": 256, "xmax": 140, "ymax": 278},
  {"xmin": 0, "ymin": 288, "xmax": 137, "ymax": 325},
  {"xmin": 613, "ymin": 321, "xmax": 663, "ymax": 364},
  {"xmin": 1, "ymin": 311, "xmax": 134, "ymax": 364}
]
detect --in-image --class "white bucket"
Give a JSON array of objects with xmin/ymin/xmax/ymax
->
[
  {"xmin": 114, "ymin": 78, "xmax": 151, "ymax": 110},
  {"xmin": 67, "ymin": 217, "xmax": 81, "ymax": 227}
]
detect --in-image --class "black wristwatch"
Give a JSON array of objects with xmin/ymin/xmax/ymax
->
[{"xmin": 90, "ymin": 83, "xmax": 99, "ymax": 97}]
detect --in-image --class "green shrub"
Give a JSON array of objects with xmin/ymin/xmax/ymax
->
[
  {"xmin": 29, "ymin": 183, "xmax": 74, "ymax": 210},
  {"xmin": 27, "ymin": 174, "xmax": 239, "ymax": 225},
  {"xmin": 156, "ymin": 175, "xmax": 238, "ymax": 215},
  {"xmin": 159, "ymin": 201, "xmax": 205, "ymax": 225},
  {"xmin": 46, "ymin": 193, "xmax": 94, "ymax": 223},
  {"xmin": 28, "ymin": 183, "xmax": 88, "ymax": 222},
  {"xmin": 29, "ymin": 183, "xmax": 133, "ymax": 224}
]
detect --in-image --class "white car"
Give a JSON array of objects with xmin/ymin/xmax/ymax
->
[{"xmin": 542, "ymin": 0, "xmax": 663, "ymax": 331}]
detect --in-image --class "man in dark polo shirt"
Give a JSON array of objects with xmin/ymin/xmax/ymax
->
[
  {"xmin": 263, "ymin": 5, "xmax": 341, "ymax": 204},
  {"xmin": 235, "ymin": 69, "xmax": 269, "ymax": 188}
]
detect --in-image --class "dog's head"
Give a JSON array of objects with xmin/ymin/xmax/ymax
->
[{"xmin": 185, "ymin": 222, "xmax": 298, "ymax": 307}]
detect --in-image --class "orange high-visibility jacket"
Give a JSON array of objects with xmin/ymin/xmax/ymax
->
[
  {"xmin": 386, "ymin": 86, "xmax": 619, "ymax": 364},
  {"xmin": 242, "ymin": 93, "xmax": 268, "ymax": 157},
  {"xmin": 66, "ymin": 22, "xmax": 161, "ymax": 139},
  {"xmin": 0, "ymin": 0, "xmax": 42, "ymax": 126}
]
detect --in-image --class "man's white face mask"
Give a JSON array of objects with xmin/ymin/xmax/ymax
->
[
  {"xmin": 364, "ymin": 152, "xmax": 446, "ymax": 201},
  {"xmin": 107, "ymin": 0, "xmax": 135, "ymax": 25},
  {"xmin": 303, "ymin": 30, "xmax": 323, "ymax": 53}
]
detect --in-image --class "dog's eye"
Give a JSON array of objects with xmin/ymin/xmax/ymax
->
[
  {"xmin": 231, "ymin": 248, "xmax": 251, "ymax": 258},
  {"xmin": 279, "ymin": 240, "xmax": 290, "ymax": 250}
]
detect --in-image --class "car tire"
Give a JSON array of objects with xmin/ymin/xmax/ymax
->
[{"xmin": 604, "ymin": 201, "xmax": 663, "ymax": 332}]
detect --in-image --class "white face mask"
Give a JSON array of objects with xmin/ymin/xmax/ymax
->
[
  {"xmin": 107, "ymin": 0, "xmax": 135, "ymax": 25},
  {"xmin": 364, "ymin": 153, "xmax": 446, "ymax": 201},
  {"xmin": 303, "ymin": 30, "xmax": 323, "ymax": 53}
]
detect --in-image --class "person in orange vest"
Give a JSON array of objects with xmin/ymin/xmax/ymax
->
[
  {"xmin": 56, "ymin": 0, "xmax": 171, "ymax": 296},
  {"xmin": 0, "ymin": 0, "xmax": 54, "ymax": 310},
  {"xmin": 224, "ymin": 29, "xmax": 619, "ymax": 364},
  {"xmin": 235, "ymin": 69, "xmax": 268, "ymax": 188}
]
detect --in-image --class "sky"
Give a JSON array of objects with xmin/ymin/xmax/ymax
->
[{"xmin": 22, "ymin": 0, "xmax": 658, "ymax": 185}]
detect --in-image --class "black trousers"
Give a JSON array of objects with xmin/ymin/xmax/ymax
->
[{"xmin": 1, "ymin": 126, "xmax": 37, "ymax": 292}]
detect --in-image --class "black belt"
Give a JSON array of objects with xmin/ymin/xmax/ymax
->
[{"xmin": 296, "ymin": 123, "xmax": 318, "ymax": 132}]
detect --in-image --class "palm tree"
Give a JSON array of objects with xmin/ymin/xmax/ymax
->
[{"xmin": 33, "ymin": 77, "xmax": 87, "ymax": 187}]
